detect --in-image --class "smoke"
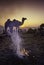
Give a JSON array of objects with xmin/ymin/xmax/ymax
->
[{"xmin": 9, "ymin": 30, "xmax": 24, "ymax": 58}]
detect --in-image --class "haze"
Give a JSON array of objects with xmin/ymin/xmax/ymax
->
[{"xmin": 0, "ymin": 0, "xmax": 44, "ymax": 28}]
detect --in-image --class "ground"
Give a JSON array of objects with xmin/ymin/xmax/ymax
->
[{"xmin": 0, "ymin": 32, "xmax": 44, "ymax": 65}]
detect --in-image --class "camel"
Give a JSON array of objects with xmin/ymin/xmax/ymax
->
[{"xmin": 5, "ymin": 17, "xmax": 27, "ymax": 33}]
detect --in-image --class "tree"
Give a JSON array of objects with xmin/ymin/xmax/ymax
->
[
  {"xmin": 39, "ymin": 23, "xmax": 44, "ymax": 36},
  {"xmin": 40, "ymin": 23, "xmax": 44, "ymax": 29}
]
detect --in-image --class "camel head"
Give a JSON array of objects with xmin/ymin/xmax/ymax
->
[{"xmin": 22, "ymin": 17, "xmax": 27, "ymax": 21}]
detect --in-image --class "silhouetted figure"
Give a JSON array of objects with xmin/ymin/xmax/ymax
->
[{"xmin": 5, "ymin": 18, "xmax": 27, "ymax": 34}]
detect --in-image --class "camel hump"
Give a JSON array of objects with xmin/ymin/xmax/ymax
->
[{"xmin": 13, "ymin": 19, "xmax": 16, "ymax": 21}]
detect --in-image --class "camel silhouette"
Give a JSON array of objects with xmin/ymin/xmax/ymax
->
[{"xmin": 5, "ymin": 17, "xmax": 27, "ymax": 33}]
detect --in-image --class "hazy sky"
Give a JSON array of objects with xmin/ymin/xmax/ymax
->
[{"xmin": 0, "ymin": 0, "xmax": 44, "ymax": 28}]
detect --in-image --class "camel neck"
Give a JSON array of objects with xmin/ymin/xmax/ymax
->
[{"xmin": 21, "ymin": 19, "xmax": 24, "ymax": 25}]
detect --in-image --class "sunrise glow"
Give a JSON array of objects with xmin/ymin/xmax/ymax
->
[{"xmin": 0, "ymin": 0, "xmax": 44, "ymax": 28}]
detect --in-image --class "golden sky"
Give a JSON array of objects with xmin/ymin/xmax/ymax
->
[{"xmin": 0, "ymin": 0, "xmax": 44, "ymax": 28}]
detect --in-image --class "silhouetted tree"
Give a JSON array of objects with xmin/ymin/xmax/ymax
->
[
  {"xmin": 40, "ymin": 23, "xmax": 44, "ymax": 29},
  {"xmin": 39, "ymin": 23, "xmax": 44, "ymax": 36}
]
